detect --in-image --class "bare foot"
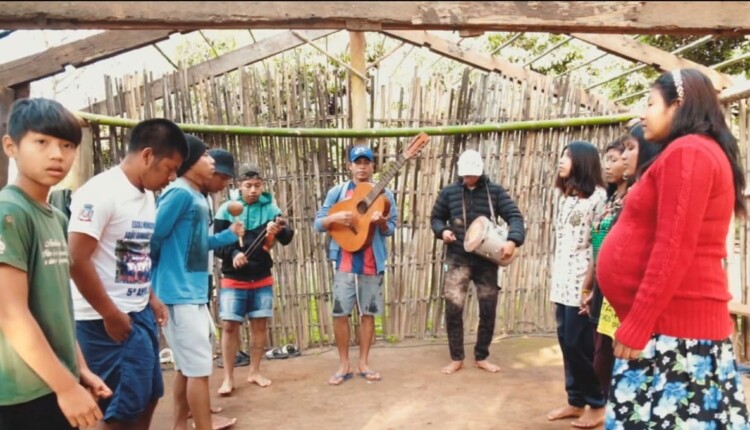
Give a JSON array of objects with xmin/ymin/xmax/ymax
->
[
  {"xmin": 211, "ymin": 414, "xmax": 237, "ymax": 430},
  {"xmin": 217, "ymin": 379, "xmax": 234, "ymax": 396},
  {"xmin": 571, "ymin": 407, "xmax": 605, "ymax": 429},
  {"xmin": 474, "ymin": 360, "xmax": 501, "ymax": 373},
  {"xmin": 547, "ymin": 405, "xmax": 584, "ymax": 421},
  {"xmin": 441, "ymin": 360, "xmax": 463, "ymax": 374},
  {"xmin": 247, "ymin": 372, "xmax": 272, "ymax": 387},
  {"xmin": 187, "ymin": 406, "xmax": 223, "ymax": 418}
]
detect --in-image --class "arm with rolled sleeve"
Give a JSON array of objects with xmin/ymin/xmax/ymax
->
[{"xmin": 314, "ymin": 185, "xmax": 341, "ymax": 233}]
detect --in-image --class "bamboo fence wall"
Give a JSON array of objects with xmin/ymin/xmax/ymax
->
[{"xmin": 84, "ymin": 59, "xmax": 750, "ymax": 355}]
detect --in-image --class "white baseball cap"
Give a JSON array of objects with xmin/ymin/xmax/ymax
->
[{"xmin": 457, "ymin": 149, "xmax": 483, "ymax": 176}]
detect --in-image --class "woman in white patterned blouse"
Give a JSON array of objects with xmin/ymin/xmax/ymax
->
[{"xmin": 547, "ymin": 140, "xmax": 607, "ymax": 428}]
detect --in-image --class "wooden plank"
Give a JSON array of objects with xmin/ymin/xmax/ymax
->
[
  {"xmin": 349, "ymin": 31, "xmax": 367, "ymax": 144},
  {"xmin": 730, "ymin": 301, "xmax": 750, "ymax": 317},
  {"xmin": 720, "ymin": 80, "xmax": 750, "ymax": 105},
  {"xmin": 382, "ymin": 30, "xmax": 624, "ymax": 112},
  {"xmin": 571, "ymin": 33, "xmax": 734, "ymax": 90},
  {"xmin": 0, "ymin": 2, "xmax": 748, "ymax": 35},
  {"xmin": 86, "ymin": 29, "xmax": 338, "ymax": 115},
  {"xmin": 0, "ymin": 30, "xmax": 176, "ymax": 87}
]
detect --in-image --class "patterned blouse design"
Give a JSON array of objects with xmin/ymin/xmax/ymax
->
[{"xmin": 550, "ymin": 187, "xmax": 607, "ymax": 307}]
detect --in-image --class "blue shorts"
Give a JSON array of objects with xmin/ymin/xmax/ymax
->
[
  {"xmin": 220, "ymin": 286, "xmax": 274, "ymax": 321},
  {"xmin": 76, "ymin": 306, "xmax": 164, "ymax": 423}
]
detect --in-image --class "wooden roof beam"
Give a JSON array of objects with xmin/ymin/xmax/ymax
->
[
  {"xmin": 1, "ymin": 2, "xmax": 749, "ymax": 35},
  {"xmin": 572, "ymin": 33, "xmax": 734, "ymax": 90},
  {"xmin": 0, "ymin": 30, "xmax": 178, "ymax": 87},
  {"xmin": 85, "ymin": 29, "xmax": 339, "ymax": 114},
  {"xmin": 381, "ymin": 30, "xmax": 625, "ymax": 112}
]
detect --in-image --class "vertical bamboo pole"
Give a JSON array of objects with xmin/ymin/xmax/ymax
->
[{"xmin": 349, "ymin": 31, "xmax": 367, "ymax": 146}]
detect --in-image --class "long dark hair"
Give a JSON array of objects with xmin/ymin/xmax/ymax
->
[
  {"xmin": 628, "ymin": 122, "xmax": 661, "ymax": 184},
  {"xmin": 555, "ymin": 140, "xmax": 604, "ymax": 198},
  {"xmin": 604, "ymin": 135, "xmax": 628, "ymax": 198},
  {"xmin": 650, "ymin": 69, "xmax": 746, "ymax": 216}
]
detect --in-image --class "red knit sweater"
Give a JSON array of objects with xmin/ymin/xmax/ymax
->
[{"xmin": 597, "ymin": 134, "xmax": 735, "ymax": 350}]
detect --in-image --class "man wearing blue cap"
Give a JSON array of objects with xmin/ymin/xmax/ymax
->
[{"xmin": 314, "ymin": 145, "xmax": 398, "ymax": 386}]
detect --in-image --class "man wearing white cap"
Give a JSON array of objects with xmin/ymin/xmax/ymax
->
[{"xmin": 430, "ymin": 149, "xmax": 525, "ymax": 374}]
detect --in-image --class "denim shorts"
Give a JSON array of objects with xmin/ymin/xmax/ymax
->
[
  {"xmin": 219, "ymin": 286, "xmax": 274, "ymax": 321},
  {"xmin": 76, "ymin": 306, "xmax": 163, "ymax": 422},
  {"xmin": 331, "ymin": 271, "xmax": 384, "ymax": 317}
]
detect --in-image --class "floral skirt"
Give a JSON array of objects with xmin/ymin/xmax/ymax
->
[{"xmin": 607, "ymin": 334, "xmax": 750, "ymax": 429}]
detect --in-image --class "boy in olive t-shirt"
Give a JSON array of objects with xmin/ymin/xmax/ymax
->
[{"xmin": 0, "ymin": 99, "xmax": 111, "ymax": 430}]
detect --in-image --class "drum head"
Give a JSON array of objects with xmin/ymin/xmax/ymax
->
[{"xmin": 464, "ymin": 216, "xmax": 489, "ymax": 252}]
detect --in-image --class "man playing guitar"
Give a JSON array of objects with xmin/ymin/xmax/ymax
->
[{"xmin": 314, "ymin": 145, "xmax": 397, "ymax": 386}]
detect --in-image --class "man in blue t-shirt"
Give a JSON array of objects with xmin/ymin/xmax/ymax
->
[{"xmin": 151, "ymin": 136, "xmax": 242, "ymax": 430}]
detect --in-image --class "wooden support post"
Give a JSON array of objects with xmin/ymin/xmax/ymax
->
[
  {"xmin": 0, "ymin": 83, "xmax": 29, "ymax": 189},
  {"xmin": 349, "ymin": 31, "xmax": 367, "ymax": 145},
  {"xmin": 66, "ymin": 124, "xmax": 95, "ymax": 191}
]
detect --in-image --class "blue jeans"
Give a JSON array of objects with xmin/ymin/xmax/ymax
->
[{"xmin": 220, "ymin": 286, "xmax": 274, "ymax": 321}]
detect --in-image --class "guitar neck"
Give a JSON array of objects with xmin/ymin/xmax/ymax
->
[{"xmin": 364, "ymin": 153, "xmax": 407, "ymax": 206}]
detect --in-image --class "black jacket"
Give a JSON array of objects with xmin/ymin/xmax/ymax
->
[
  {"xmin": 214, "ymin": 219, "xmax": 294, "ymax": 282},
  {"xmin": 430, "ymin": 176, "xmax": 525, "ymax": 265}
]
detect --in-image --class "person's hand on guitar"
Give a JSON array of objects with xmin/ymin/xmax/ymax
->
[
  {"xmin": 267, "ymin": 218, "xmax": 284, "ymax": 235},
  {"xmin": 331, "ymin": 211, "xmax": 353, "ymax": 227},
  {"xmin": 372, "ymin": 211, "xmax": 388, "ymax": 232},
  {"xmin": 233, "ymin": 252, "xmax": 249, "ymax": 269},
  {"xmin": 442, "ymin": 229, "xmax": 457, "ymax": 244}
]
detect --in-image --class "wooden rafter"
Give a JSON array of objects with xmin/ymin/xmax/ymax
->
[
  {"xmin": 0, "ymin": 2, "xmax": 749, "ymax": 35},
  {"xmin": 572, "ymin": 33, "xmax": 734, "ymax": 90},
  {"xmin": 0, "ymin": 30, "xmax": 177, "ymax": 87},
  {"xmin": 381, "ymin": 30, "xmax": 624, "ymax": 112},
  {"xmin": 86, "ymin": 29, "xmax": 338, "ymax": 114}
]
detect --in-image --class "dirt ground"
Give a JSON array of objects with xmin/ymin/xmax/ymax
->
[{"xmin": 151, "ymin": 335, "xmax": 750, "ymax": 430}]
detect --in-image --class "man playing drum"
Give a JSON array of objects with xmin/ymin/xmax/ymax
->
[{"xmin": 430, "ymin": 149, "xmax": 525, "ymax": 374}]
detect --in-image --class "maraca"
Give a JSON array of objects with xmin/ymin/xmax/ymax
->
[
  {"xmin": 228, "ymin": 201, "xmax": 244, "ymax": 246},
  {"xmin": 228, "ymin": 201, "xmax": 243, "ymax": 216}
]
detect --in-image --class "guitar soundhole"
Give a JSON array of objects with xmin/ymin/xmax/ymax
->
[{"xmin": 356, "ymin": 201, "xmax": 369, "ymax": 215}]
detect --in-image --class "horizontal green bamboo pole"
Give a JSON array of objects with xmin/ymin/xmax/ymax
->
[{"xmin": 75, "ymin": 111, "xmax": 638, "ymax": 138}]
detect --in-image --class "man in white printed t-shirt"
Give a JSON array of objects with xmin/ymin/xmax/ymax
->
[{"xmin": 68, "ymin": 119, "xmax": 188, "ymax": 430}]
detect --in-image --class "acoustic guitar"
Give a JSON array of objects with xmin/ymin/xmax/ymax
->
[{"xmin": 328, "ymin": 132, "xmax": 430, "ymax": 252}]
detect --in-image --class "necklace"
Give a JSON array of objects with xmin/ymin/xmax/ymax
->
[{"xmin": 560, "ymin": 194, "xmax": 580, "ymax": 227}]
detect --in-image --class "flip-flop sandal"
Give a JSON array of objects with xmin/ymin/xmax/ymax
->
[
  {"xmin": 216, "ymin": 351, "xmax": 250, "ymax": 368},
  {"xmin": 328, "ymin": 372, "xmax": 354, "ymax": 386},
  {"xmin": 282, "ymin": 344, "xmax": 301, "ymax": 357},
  {"xmin": 264, "ymin": 347, "xmax": 288, "ymax": 360},
  {"xmin": 358, "ymin": 370, "xmax": 382, "ymax": 381}
]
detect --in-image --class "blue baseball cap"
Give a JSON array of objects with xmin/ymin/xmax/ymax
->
[{"xmin": 349, "ymin": 145, "xmax": 374, "ymax": 162}]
